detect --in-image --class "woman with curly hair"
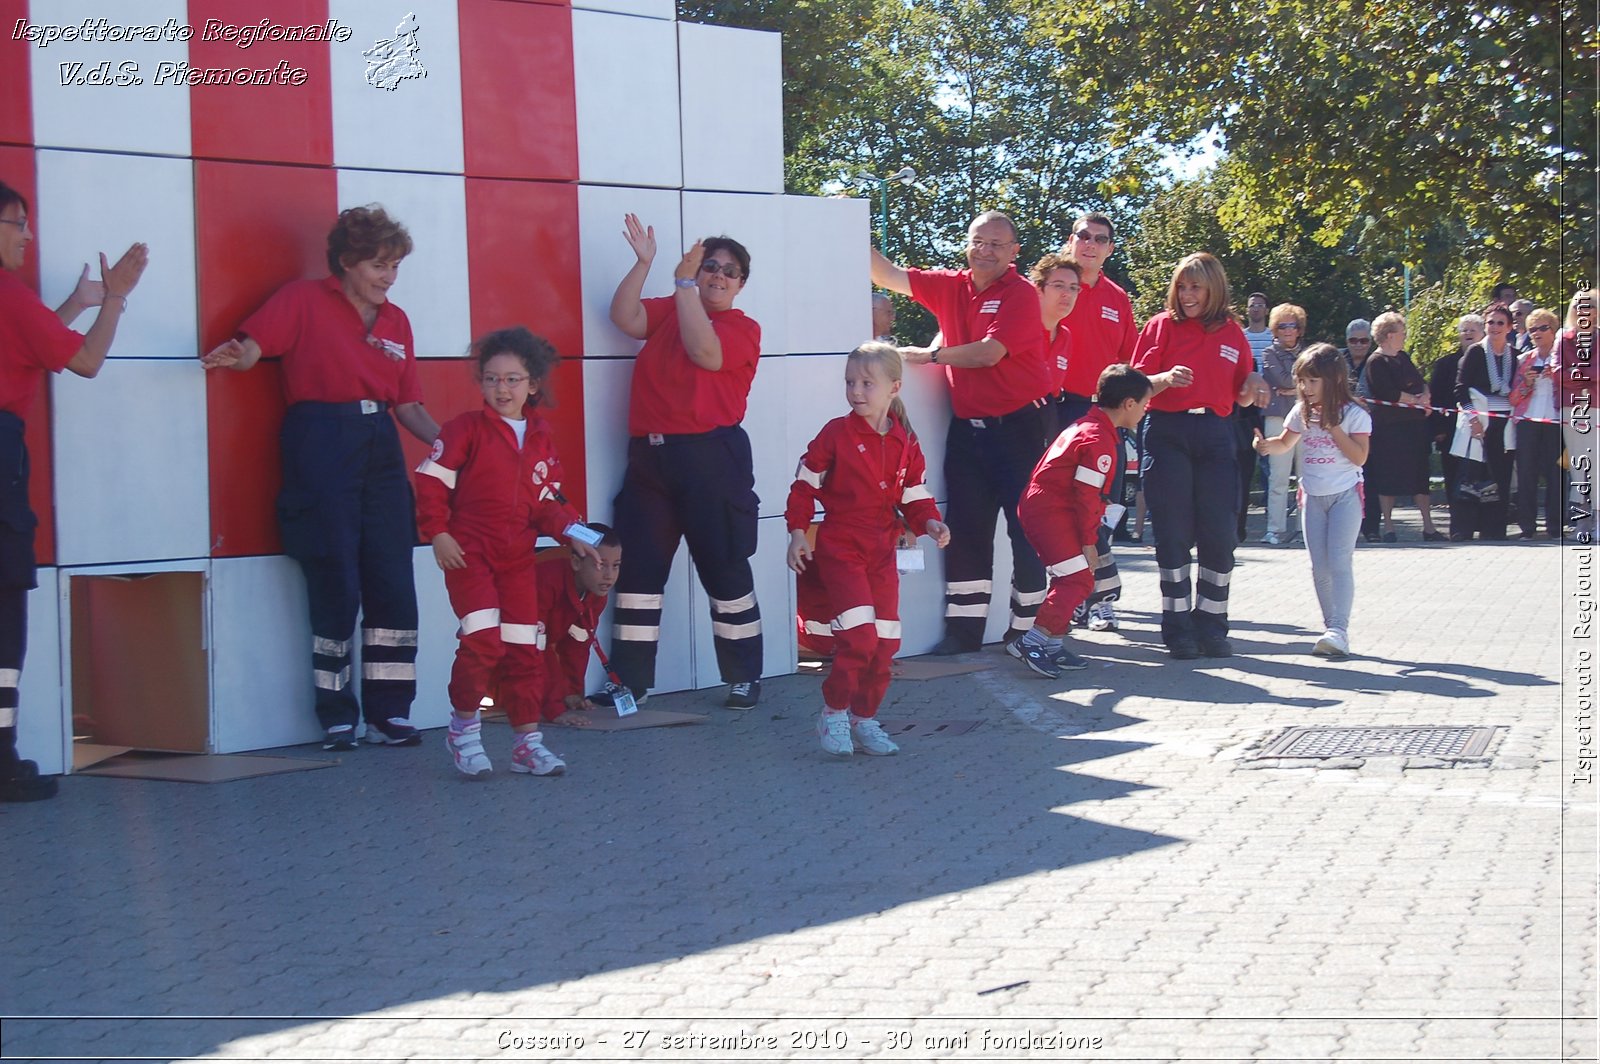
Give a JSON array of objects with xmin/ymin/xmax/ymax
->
[{"xmin": 201, "ymin": 205, "xmax": 440, "ymax": 753}]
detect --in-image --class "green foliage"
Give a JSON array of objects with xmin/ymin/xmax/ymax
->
[
  {"xmin": 678, "ymin": 0, "xmax": 1162, "ymax": 267},
  {"xmin": 1406, "ymin": 260, "xmax": 1501, "ymax": 373},
  {"xmin": 1125, "ymin": 164, "xmax": 1402, "ymax": 345},
  {"xmin": 677, "ymin": 0, "xmax": 1585, "ymax": 347},
  {"xmin": 1045, "ymin": 0, "xmax": 1594, "ymax": 291}
]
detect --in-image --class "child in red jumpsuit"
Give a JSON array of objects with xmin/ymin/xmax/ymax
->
[
  {"xmin": 786, "ymin": 342, "xmax": 951, "ymax": 757},
  {"xmin": 535, "ymin": 526, "xmax": 622, "ymax": 721},
  {"xmin": 415, "ymin": 327, "xmax": 599, "ymax": 779},
  {"xmin": 1013, "ymin": 364, "xmax": 1153, "ymax": 679}
]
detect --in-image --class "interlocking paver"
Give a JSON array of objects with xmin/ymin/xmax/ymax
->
[{"xmin": 0, "ymin": 521, "xmax": 1590, "ymax": 1061}]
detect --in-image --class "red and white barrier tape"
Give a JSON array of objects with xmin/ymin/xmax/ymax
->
[{"xmin": 1363, "ymin": 396, "xmax": 1565, "ymax": 425}]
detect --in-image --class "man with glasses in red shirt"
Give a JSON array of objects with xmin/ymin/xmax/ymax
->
[
  {"xmin": 872, "ymin": 211, "xmax": 1056, "ymax": 654},
  {"xmin": 1056, "ymin": 214, "xmax": 1139, "ymax": 629}
]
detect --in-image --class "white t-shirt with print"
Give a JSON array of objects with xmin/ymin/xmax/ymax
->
[{"xmin": 1285, "ymin": 400, "xmax": 1372, "ymax": 496}]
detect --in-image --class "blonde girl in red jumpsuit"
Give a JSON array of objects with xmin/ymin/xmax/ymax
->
[
  {"xmin": 786, "ymin": 342, "xmax": 951, "ymax": 758},
  {"xmin": 415, "ymin": 327, "xmax": 598, "ymax": 779}
]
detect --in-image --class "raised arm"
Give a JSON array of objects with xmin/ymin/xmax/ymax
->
[
  {"xmin": 870, "ymin": 246, "xmax": 911, "ymax": 297},
  {"xmin": 608, "ymin": 213, "xmax": 655, "ymax": 340}
]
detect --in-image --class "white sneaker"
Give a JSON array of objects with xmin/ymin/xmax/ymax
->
[
  {"xmin": 447, "ymin": 718, "xmax": 492, "ymax": 778},
  {"xmin": 817, "ymin": 710, "xmax": 852, "ymax": 757},
  {"xmin": 510, "ymin": 732, "xmax": 566, "ymax": 776},
  {"xmin": 850, "ymin": 715, "xmax": 900, "ymax": 756},
  {"xmin": 1088, "ymin": 600, "xmax": 1118, "ymax": 631},
  {"xmin": 1312, "ymin": 629, "xmax": 1350, "ymax": 658}
]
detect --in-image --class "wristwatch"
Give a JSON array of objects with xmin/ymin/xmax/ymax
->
[
  {"xmin": 674, "ymin": 277, "xmax": 698, "ymax": 289},
  {"xmin": 929, "ymin": 346, "xmax": 941, "ymax": 364}
]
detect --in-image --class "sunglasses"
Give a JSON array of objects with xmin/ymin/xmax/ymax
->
[
  {"xmin": 1529, "ymin": 325, "xmax": 1554, "ymax": 335},
  {"xmin": 1274, "ymin": 323, "xmax": 1302, "ymax": 331},
  {"xmin": 1346, "ymin": 337, "xmax": 1371, "ymax": 344},
  {"xmin": 1072, "ymin": 229, "xmax": 1112, "ymax": 245},
  {"xmin": 699, "ymin": 260, "xmax": 744, "ymax": 279}
]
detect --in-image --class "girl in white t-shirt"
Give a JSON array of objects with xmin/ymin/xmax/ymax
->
[{"xmin": 1253, "ymin": 344, "xmax": 1372, "ymax": 658}]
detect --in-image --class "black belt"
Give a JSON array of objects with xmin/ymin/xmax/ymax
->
[
  {"xmin": 634, "ymin": 424, "xmax": 740, "ymax": 446},
  {"xmin": 292, "ymin": 399, "xmax": 390, "ymax": 416},
  {"xmin": 966, "ymin": 397, "xmax": 1049, "ymax": 428}
]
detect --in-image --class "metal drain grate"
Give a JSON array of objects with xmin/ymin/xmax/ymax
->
[
  {"xmin": 1254, "ymin": 725, "xmax": 1501, "ymax": 759},
  {"xmin": 875, "ymin": 719, "xmax": 984, "ymax": 738}
]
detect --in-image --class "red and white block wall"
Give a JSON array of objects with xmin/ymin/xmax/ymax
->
[{"xmin": 2, "ymin": 0, "xmax": 1012, "ymax": 771}]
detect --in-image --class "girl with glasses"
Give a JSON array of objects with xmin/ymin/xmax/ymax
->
[{"xmin": 415, "ymin": 327, "xmax": 599, "ymax": 779}]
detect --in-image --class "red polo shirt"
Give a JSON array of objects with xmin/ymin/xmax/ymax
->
[
  {"xmin": 0, "ymin": 270, "xmax": 82, "ymax": 418},
  {"xmin": 1045, "ymin": 321, "xmax": 1072, "ymax": 393},
  {"xmin": 627, "ymin": 296, "xmax": 761, "ymax": 436},
  {"xmin": 239, "ymin": 275, "xmax": 422, "ymax": 406},
  {"xmin": 907, "ymin": 266, "xmax": 1052, "ymax": 419},
  {"xmin": 1132, "ymin": 312, "xmax": 1252, "ymax": 417},
  {"xmin": 1061, "ymin": 272, "xmax": 1137, "ymax": 398}
]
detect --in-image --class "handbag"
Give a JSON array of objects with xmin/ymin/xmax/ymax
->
[{"xmin": 1458, "ymin": 457, "xmax": 1499, "ymax": 503}]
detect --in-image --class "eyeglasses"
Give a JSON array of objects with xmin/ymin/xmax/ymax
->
[
  {"xmin": 1346, "ymin": 337, "xmax": 1371, "ymax": 344},
  {"xmin": 0, "ymin": 217, "xmax": 29, "ymax": 232},
  {"xmin": 698, "ymin": 260, "xmax": 743, "ymax": 279},
  {"xmin": 481, "ymin": 374, "xmax": 529, "ymax": 388},
  {"xmin": 1528, "ymin": 325, "xmax": 1554, "ymax": 335},
  {"xmin": 1274, "ymin": 323, "xmax": 1302, "ymax": 331},
  {"xmin": 1072, "ymin": 229, "xmax": 1112, "ymax": 245},
  {"xmin": 967, "ymin": 238, "xmax": 1015, "ymax": 253}
]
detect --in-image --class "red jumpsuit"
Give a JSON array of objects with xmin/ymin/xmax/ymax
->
[
  {"xmin": 785, "ymin": 413, "xmax": 942, "ymax": 716},
  {"xmin": 1018, "ymin": 406, "xmax": 1119, "ymax": 634},
  {"xmin": 534, "ymin": 552, "xmax": 608, "ymax": 721},
  {"xmin": 416, "ymin": 403, "xmax": 579, "ymax": 727}
]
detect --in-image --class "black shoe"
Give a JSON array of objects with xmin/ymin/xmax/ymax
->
[
  {"xmin": 1381, "ymin": 531, "xmax": 1397, "ymax": 543},
  {"xmin": 364, "ymin": 717, "xmax": 422, "ymax": 746},
  {"xmin": 0, "ymin": 759, "xmax": 59, "ymax": 802},
  {"xmin": 1363, "ymin": 532, "xmax": 1382, "ymax": 543},
  {"xmin": 1166, "ymin": 639, "xmax": 1201, "ymax": 660},
  {"xmin": 929, "ymin": 634, "xmax": 980, "ymax": 656},
  {"xmin": 1424, "ymin": 531, "xmax": 1447, "ymax": 542},
  {"xmin": 322, "ymin": 725, "xmax": 358, "ymax": 752},
  {"xmin": 589, "ymin": 684, "xmax": 648, "ymax": 709},
  {"xmin": 1449, "ymin": 532, "xmax": 1470, "ymax": 542},
  {"xmin": 724, "ymin": 680, "xmax": 761, "ymax": 710},
  {"xmin": 1198, "ymin": 637, "xmax": 1234, "ymax": 658}
]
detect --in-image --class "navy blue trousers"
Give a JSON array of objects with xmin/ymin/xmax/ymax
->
[
  {"xmin": 609, "ymin": 426, "xmax": 762, "ymax": 692},
  {"xmin": 278, "ymin": 403, "xmax": 419, "ymax": 732},
  {"xmin": 942, "ymin": 401, "xmax": 1055, "ymax": 646},
  {"xmin": 1143, "ymin": 411, "xmax": 1239, "ymax": 645}
]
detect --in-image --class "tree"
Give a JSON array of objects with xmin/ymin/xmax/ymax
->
[
  {"xmin": 1125, "ymin": 163, "xmax": 1402, "ymax": 344},
  {"xmin": 1044, "ymin": 0, "xmax": 1594, "ymax": 294}
]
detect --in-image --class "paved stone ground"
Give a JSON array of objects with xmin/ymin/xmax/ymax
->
[{"xmin": 1, "ymin": 507, "xmax": 1594, "ymax": 1063}]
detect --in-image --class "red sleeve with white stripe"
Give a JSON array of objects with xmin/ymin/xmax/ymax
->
[
  {"xmin": 785, "ymin": 420, "xmax": 837, "ymax": 532},
  {"xmin": 897, "ymin": 433, "xmax": 942, "ymax": 534},
  {"xmin": 414, "ymin": 414, "xmax": 471, "ymax": 540}
]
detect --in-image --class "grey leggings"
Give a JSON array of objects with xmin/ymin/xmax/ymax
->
[{"xmin": 1301, "ymin": 484, "xmax": 1362, "ymax": 633}]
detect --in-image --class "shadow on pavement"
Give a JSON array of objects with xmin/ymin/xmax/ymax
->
[{"xmin": 0, "ymin": 669, "xmax": 1175, "ymax": 1059}]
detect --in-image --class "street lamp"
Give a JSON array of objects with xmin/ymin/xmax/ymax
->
[{"xmin": 854, "ymin": 166, "xmax": 918, "ymax": 252}]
